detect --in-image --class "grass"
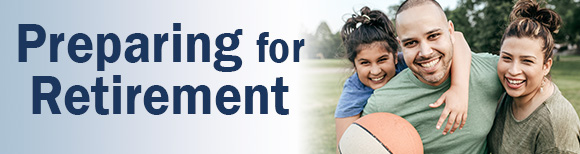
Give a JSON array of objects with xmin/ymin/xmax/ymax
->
[
  {"xmin": 551, "ymin": 55, "xmax": 580, "ymax": 115},
  {"xmin": 303, "ymin": 55, "xmax": 580, "ymax": 154},
  {"xmin": 303, "ymin": 59, "xmax": 351, "ymax": 154}
]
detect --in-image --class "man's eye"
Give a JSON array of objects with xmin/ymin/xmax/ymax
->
[
  {"xmin": 428, "ymin": 33, "xmax": 440, "ymax": 39},
  {"xmin": 404, "ymin": 41, "xmax": 417, "ymax": 47}
]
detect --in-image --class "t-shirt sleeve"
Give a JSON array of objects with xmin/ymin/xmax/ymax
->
[
  {"xmin": 361, "ymin": 92, "xmax": 377, "ymax": 116},
  {"xmin": 335, "ymin": 73, "xmax": 374, "ymax": 118},
  {"xmin": 543, "ymin": 92, "xmax": 580, "ymax": 153},
  {"xmin": 473, "ymin": 52, "xmax": 499, "ymax": 68}
]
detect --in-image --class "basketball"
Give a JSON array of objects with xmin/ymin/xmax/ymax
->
[{"xmin": 338, "ymin": 112, "xmax": 423, "ymax": 154}]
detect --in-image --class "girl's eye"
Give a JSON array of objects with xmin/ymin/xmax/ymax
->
[
  {"xmin": 378, "ymin": 58, "xmax": 387, "ymax": 62},
  {"xmin": 360, "ymin": 61, "xmax": 369, "ymax": 65}
]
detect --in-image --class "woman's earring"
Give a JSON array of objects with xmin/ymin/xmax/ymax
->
[{"xmin": 540, "ymin": 77, "xmax": 546, "ymax": 93}]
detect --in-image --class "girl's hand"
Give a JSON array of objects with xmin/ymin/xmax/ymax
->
[
  {"xmin": 430, "ymin": 86, "xmax": 468, "ymax": 135},
  {"xmin": 429, "ymin": 31, "xmax": 471, "ymax": 135}
]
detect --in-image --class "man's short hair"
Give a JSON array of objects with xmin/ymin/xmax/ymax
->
[{"xmin": 396, "ymin": 0, "xmax": 443, "ymax": 16}]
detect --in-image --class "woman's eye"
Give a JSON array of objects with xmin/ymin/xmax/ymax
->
[
  {"xmin": 501, "ymin": 56, "xmax": 513, "ymax": 62},
  {"xmin": 523, "ymin": 59, "xmax": 534, "ymax": 64},
  {"xmin": 360, "ymin": 61, "xmax": 369, "ymax": 65}
]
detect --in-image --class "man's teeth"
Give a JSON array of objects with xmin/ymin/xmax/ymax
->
[
  {"xmin": 372, "ymin": 76, "xmax": 384, "ymax": 81},
  {"xmin": 507, "ymin": 79, "xmax": 523, "ymax": 84},
  {"xmin": 420, "ymin": 59, "xmax": 439, "ymax": 68}
]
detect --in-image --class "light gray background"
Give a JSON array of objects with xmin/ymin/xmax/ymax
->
[{"xmin": 0, "ymin": 0, "xmax": 307, "ymax": 153}]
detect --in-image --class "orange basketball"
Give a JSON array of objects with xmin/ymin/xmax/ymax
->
[{"xmin": 338, "ymin": 112, "xmax": 423, "ymax": 154}]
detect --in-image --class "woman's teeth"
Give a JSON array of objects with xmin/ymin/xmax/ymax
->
[
  {"xmin": 421, "ymin": 58, "xmax": 439, "ymax": 68},
  {"xmin": 372, "ymin": 76, "xmax": 384, "ymax": 81},
  {"xmin": 507, "ymin": 79, "xmax": 524, "ymax": 84}
]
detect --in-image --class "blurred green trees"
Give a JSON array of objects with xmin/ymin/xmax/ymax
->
[
  {"xmin": 445, "ymin": 0, "xmax": 513, "ymax": 54},
  {"xmin": 446, "ymin": 0, "xmax": 580, "ymax": 53},
  {"xmin": 304, "ymin": 0, "xmax": 580, "ymax": 59},
  {"xmin": 547, "ymin": 0, "xmax": 580, "ymax": 51},
  {"xmin": 303, "ymin": 22, "xmax": 345, "ymax": 59}
]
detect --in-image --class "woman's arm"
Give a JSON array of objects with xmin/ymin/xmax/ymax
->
[{"xmin": 430, "ymin": 31, "xmax": 472, "ymax": 135}]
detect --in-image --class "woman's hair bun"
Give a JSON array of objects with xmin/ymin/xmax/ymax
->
[{"xmin": 510, "ymin": 0, "xmax": 561, "ymax": 33}]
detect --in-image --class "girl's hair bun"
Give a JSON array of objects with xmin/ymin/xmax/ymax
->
[{"xmin": 340, "ymin": 6, "xmax": 398, "ymax": 64}]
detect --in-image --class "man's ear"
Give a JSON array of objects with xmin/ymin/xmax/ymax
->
[
  {"xmin": 448, "ymin": 20, "xmax": 455, "ymax": 43},
  {"xmin": 394, "ymin": 53, "xmax": 399, "ymax": 65},
  {"xmin": 397, "ymin": 36, "xmax": 402, "ymax": 46}
]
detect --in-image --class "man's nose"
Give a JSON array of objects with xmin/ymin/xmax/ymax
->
[{"xmin": 419, "ymin": 42, "xmax": 433, "ymax": 57}]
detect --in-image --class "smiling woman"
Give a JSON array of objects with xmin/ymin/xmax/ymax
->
[{"xmin": 488, "ymin": 0, "xmax": 580, "ymax": 153}]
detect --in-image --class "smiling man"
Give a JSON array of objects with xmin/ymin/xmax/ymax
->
[
  {"xmin": 362, "ymin": 0, "xmax": 504, "ymax": 153},
  {"xmin": 397, "ymin": 3, "xmax": 454, "ymax": 86}
]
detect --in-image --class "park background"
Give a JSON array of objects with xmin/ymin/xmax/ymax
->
[{"xmin": 301, "ymin": 0, "xmax": 580, "ymax": 153}]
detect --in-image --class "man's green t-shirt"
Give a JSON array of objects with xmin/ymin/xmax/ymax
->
[{"xmin": 363, "ymin": 52, "xmax": 504, "ymax": 154}]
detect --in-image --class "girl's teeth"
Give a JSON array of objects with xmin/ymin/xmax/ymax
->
[
  {"xmin": 421, "ymin": 59, "xmax": 439, "ymax": 68},
  {"xmin": 372, "ymin": 76, "xmax": 384, "ymax": 81}
]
